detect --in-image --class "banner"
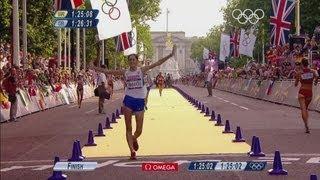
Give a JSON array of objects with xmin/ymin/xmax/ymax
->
[
  {"xmin": 203, "ymin": 48, "xmax": 209, "ymax": 60},
  {"xmin": 219, "ymin": 33, "xmax": 230, "ymax": 62},
  {"xmin": 239, "ymin": 29, "xmax": 256, "ymax": 57},
  {"xmin": 123, "ymin": 28, "xmax": 137, "ymax": 55},
  {"xmin": 91, "ymin": 0, "xmax": 132, "ymax": 40}
]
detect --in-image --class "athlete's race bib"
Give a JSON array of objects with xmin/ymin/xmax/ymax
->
[{"xmin": 126, "ymin": 74, "xmax": 143, "ymax": 89}]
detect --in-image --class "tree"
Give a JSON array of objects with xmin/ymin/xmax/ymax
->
[
  {"xmin": 190, "ymin": 25, "xmax": 223, "ymax": 61},
  {"xmin": 0, "ymin": 0, "xmax": 11, "ymax": 42},
  {"xmin": 0, "ymin": 0, "xmax": 161, "ymax": 67}
]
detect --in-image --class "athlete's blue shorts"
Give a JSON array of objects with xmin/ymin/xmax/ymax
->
[{"xmin": 123, "ymin": 95, "xmax": 145, "ymax": 112}]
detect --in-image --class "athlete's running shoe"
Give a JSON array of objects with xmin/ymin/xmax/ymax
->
[{"xmin": 130, "ymin": 152, "xmax": 137, "ymax": 160}]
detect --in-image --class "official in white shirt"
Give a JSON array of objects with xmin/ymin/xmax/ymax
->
[{"xmin": 97, "ymin": 65, "xmax": 108, "ymax": 114}]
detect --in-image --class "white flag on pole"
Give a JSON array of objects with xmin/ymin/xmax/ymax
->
[
  {"xmin": 90, "ymin": 0, "xmax": 132, "ymax": 40},
  {"xmin": 239, "ymin": 29, "xmax": 256, "ymax": 57},
  {"xmin": 203, "ymin": 48, "xmax": 209, "ymax": 60},
  {"xmin": 219, "ymin": 33, "xmax": 230, "ymax": 62},
  {"xmin": 124, "ymin": 28, "xmax": 137, "ymax": 55}
]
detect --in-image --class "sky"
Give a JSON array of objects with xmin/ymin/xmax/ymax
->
[{"xmin": 147, "ymin": 0, "xmax": 228, "ymax": 38}]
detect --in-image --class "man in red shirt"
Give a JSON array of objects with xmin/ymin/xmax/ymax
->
[{"xmin": 2, "ymin": 67, "xmax": 19, "ymax": 122}]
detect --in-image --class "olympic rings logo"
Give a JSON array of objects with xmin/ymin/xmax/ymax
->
[
  {"xmin": 101, "ymin": 0, "xmax": 121, "ymax": 20},
  {"xmin": 248, "ymin": 162, "xmax": 265, "ymax": 171},
  {"xmin": 232, "ymin": 9, "xmax": 264, "ymax": 25}
]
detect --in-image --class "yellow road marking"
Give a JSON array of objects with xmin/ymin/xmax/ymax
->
[{"xmin": 83, "ymin": 89, "xmax": 250, "ymax": 158}]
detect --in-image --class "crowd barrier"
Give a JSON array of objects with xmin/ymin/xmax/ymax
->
[
  {"xmin": 0, "ymin": 80, "xmax": 125, "ymax": 122},
  {"xmin": 214, "ymin": 78, "xmax": 320, "ymax": 112}
]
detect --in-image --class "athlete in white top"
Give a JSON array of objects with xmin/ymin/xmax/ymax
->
[{"xmin": 90, "ymin": 45, "xmax": 176, "ymax": 160}]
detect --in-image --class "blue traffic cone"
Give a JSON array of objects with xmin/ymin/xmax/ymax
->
[
  {"xmin": 247, "ymin": 136, "xmax": 257, "ymax": 155},
  {"xmin": 104, "ymin": 117, "xmax": 113, "ymax": 129},
  {"xmin": 48, "ymin": 156, "xmax": 67, "ymax": 180},
  {"xmin": 116, "ymin": 109, "xmax": 121, "ymax": 119},
  {"xmin": 215, "ymin": 114, "xmax": 224, "ymax": 126},
  {"xmin": 68, "ymin": 141, "xmax": 83, "ymax": 161},
  {"xmin": 210, "ymin": 111, "xmax": 216, "ymax": 121},
  {"xmin": 76, "ymin": 140, "xmax": 85, "ymax": 159},
  {"xmin": 204, "ymin": 107, "xmax": 210, "ymax": 117},
  {"xmin": 223, "ymin": 120, "xmax": 233, "ymax": 133},
  {"xmin": 310, "ymin": 175, "xmax": 317, "ymax": 180},
  {"xmin": 84, "ymin": 130, "xmax": 97, "ymax": 146},
  {"xmin": 233, "ymin": 126, "xmax": 245, "ymax": 142},
  {"xmin": 111, "ymin": 113, "xmax": 117, "ymax": 123},
  {"xmin": 96, "ymin": 123, "xmax": 105, "ymax": 137},
  {"xmin": 249, "ymin": 137, "xmax": 265, "ymax": 157},
  {"xmin": 268, "ymin": 151, "xmax": 288, "ymax": 175},
  {"xmin": 194, "ymin": 100, "xmax": 198, "ymax": 107},
  {"xmin": 201, "ymin": 104, "xmax": 205, "ymax": 113},
  {"xmin": 197, "ymin": 102, "xmax": 202, "ymax": 110}
]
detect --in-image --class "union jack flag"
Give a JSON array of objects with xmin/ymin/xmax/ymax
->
[
  {"xmin": 54, "ymin": 0, "xmax": 84, "ymax": 11},
  {"xmin": 115, "ymin": 31, "xmax": 133, "ymax": 52},
  {"xmin": 230, "ymin": 31, "xmax": 240, "ymax": 57},
  {"xmin": 270, "ymin": 0, "xmax": 296, "ymax": 46}
]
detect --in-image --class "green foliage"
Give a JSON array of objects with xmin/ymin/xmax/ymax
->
[
  {"xmin": 228, "ymin": 56, "xmax": 249, "ymax": 68},
  {"xmin": 300, "ymin": 1, "xmax": 320, "ymax": 35},
  {"xmin": 191, "ymin": 25, "xmax": 224, "ymax": 61},
  {"xmin": 26, "ymin": 0, "xmax": 57, "ymax": 57},
  {"xmin": 0, "ymin": 0, "xmax": 12, "ymax": 42},
  {"xmin": 0, "ymin": 0, "xmax": 161, "ymax": 67},
  {"xmin": 191, "ymin": 0, "xmax": 320, "ymax": 65}
]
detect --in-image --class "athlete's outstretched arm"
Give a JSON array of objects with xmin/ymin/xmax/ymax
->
[{"xmin": 142, "ymin": 45, "xmax": 176, "ymax": 73}]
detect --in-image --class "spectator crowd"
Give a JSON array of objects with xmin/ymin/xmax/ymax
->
[
  {"xmin": 0, "ymin": 42, "xmax": 118, "ymax": 121},
  {"xmin": 180, "ymin": 27, "xmax": 320, "ymax": 86}
]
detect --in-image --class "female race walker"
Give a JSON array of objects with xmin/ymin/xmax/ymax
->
[
  {"xmin": 156, "ymin": 72, "xmax": 165, "ymax": 96},
  {"xmin": 91, "ymin": 45, "xmax": 176, "ymax": 159},
  {"xmin": 294, "ymin": 58, "xmax": 318, "ymax": 133},
  {"xmin": 76, "ymin": 73, "xmax": 84, "ymax": 108}
]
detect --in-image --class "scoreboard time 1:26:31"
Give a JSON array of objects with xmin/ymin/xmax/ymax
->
[{"xmin": 70, "ymin": 19, "xmax": 94, "ymax": 28}]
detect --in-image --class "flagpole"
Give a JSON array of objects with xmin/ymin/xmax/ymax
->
[
  {"xmin": 76, "ymin": 28, "xmax": 80, "ymax": 71},
  {"xmin": 262, "ymin": 28, "xmax": 265, "ymax": 64},
  {"xmin": 101, "ymin": 40, "xmax": 105, "ymax": 66},
  {"xmin": 12, "ymin": 0, "xmax": 20, "ymax": 67},
  {"xmin": 58, "ymin": 29, "xmax": 62, "ymax": 67},
  {"xmin": 166, "ymin": 8, "xmax": 169, "ymax": 34},
  {"xmin": 22, "ymin": 0, "xmax": 27, "ymax": 68},
  {"xmin": 64, "ymin": 29, "xmax": 67, "ymax": 69},
  {"xmin": 83, "ymin": 29, "xmax": 86, "ymax": 70},
  {"xmin": 296, "ymin": 0, "xmax": 300, "ymax": 35},
  {"xmin": 68, "ymin": 29, "xmax": 71, "ymax": 69}
]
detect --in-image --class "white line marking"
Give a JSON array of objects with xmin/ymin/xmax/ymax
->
[
  {"xmin": 306, "ymin": 157, "xmax": 320, "ymax": 164},
  {"xmin": 1, "ymin": 154, "xmax": 319, "ymax": 164},
  {"xmin": 223, "ymin": 100, "xmax": 229, "ymax": 103},
  {"xmin": 258, "ymin": 157, "xmax": 300, "ymax": 161},
  {"xmin": 231, "ymin": 103, "xmax": 238, "ymax": 106},
  {"xmin": 85, "ymin": 108, "xmax": 98, "ymax": 114},
  {"xmin": 239, "ymin": 106, "xmax": 249, "ymax": 110}
]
